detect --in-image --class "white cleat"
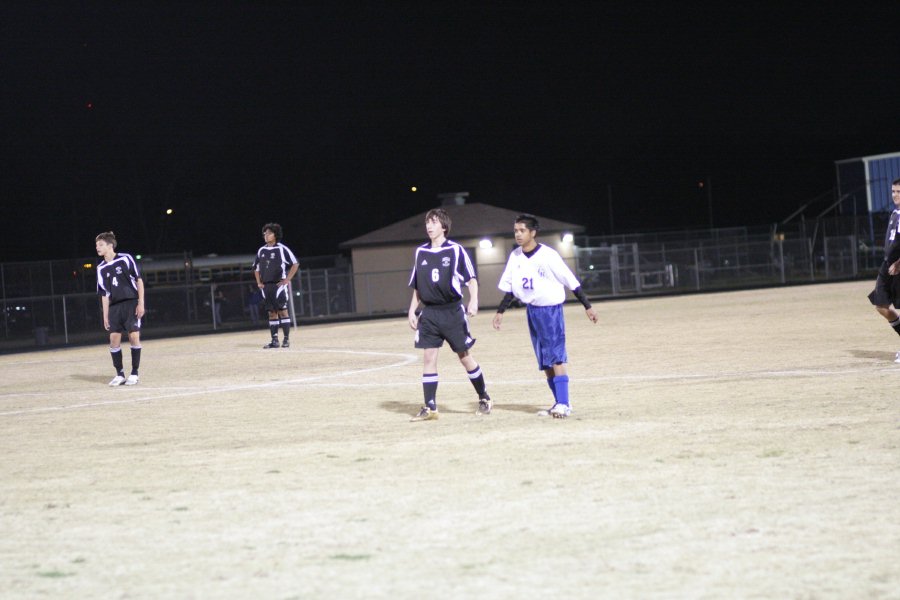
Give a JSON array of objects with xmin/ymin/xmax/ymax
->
[
  {"xmin": 894, "ymin": 351, "xmax": 900, "ymax": 364},
  {"xmin": 538, "ymin": 403, "xmax": 572, "ymax": 418},
  {"xmin": 108, "ymin": 375, "xmax": 126, "ymax": 386},
  {"xmin": 125, "ymin": 374, "xmax": 139, "ymax": 386}
]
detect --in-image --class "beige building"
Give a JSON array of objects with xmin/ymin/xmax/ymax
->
[{"xmin": 340, "ymin": 199, "xmax": 585, "ymax": 314}]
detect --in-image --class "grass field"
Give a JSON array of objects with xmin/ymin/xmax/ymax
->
[{"xmin": 1, "ymin": 280, "xmax": 898, "ymax": 599}]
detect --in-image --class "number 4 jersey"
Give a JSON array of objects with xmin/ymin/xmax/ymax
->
[
  {"xmin": 409, "ymin": 240, "xmax": 476, "ymax": 306},
  {"xmin": 498, "ymin": 243, "xmax": 581, "ymax": 306},
  {"xmin": 97, "ymin": 253, "xmax": 142, "ymax": 304}
]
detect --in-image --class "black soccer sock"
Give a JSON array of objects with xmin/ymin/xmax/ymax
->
[
  {"xmin": 280, "ymin": 317, "xmax": 291, "ymax": 339},
  {"xmin": 130, "ymin": 346, "xmax": 142, "ymax": 375},
  {"xmin": 269, "ymin": 320, "xmax": 279, "ymax": 339},
  {"xmin": 422, "ymin": 373, "xmax": 438, "ymax": 411},
  {"xmin": 890, "ymin": 318, "xmax": 900, "ymax": 337},
  {"xmin": 467, "ymin": 365, "xmax": 487, "ymax": 397},
  {"xmin": 110, "ymin": 347, "xmax": 124, "ymax": 376}
]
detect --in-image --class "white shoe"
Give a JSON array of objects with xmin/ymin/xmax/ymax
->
[
  {"xmin": 108, "ymin": 375, "xmax": 126, "ymax": 386},
  {"xmin": 894, "ymin": 351, "xmax": 900, "ymax": 364},
  {"xmin": 537, "ymin": 403, "xmax": 572, "ymax": 418},
  {"xmin": 125, "ymin": 374, "xmax": 139, "ymax": 386}
]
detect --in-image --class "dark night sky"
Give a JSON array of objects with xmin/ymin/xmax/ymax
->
[{"xmin": 2, "ymin": 1, "xmax": 899, "ymax": 261}]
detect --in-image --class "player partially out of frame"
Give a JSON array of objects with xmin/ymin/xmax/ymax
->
[
  {"xmin": 253, "ymin": 223, "xmax": 299, "ymax": 349},
  {"xmin": 95, "ymin": 231, "xmax": 145, "ymax": 386},
  {"xmin": 492, "ymin": 214, "xmax": 597, "ymax": 418},
  {"xmin": 407, "ymin": 208, "xmax": 491, "ymax": 421},
  {"xmin": 868, "ymin": 177, "xmax": 900, "ymax": 362}
]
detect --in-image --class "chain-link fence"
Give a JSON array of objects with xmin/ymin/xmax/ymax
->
[{"xmin": 0, "ymin": 233, "xmax": 876, "ymax": 353}]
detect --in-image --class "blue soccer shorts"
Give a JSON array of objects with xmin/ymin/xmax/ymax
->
[{"xmin": 525, "ymin": 303, "xmax": 568, "ymax": 370}]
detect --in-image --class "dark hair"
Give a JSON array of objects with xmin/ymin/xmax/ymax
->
[
  {"xmin": 893, "ymin": 177, "xmax": 900, "ymax": 186},
  {"xmin": 95, "ymin": 231, "xmax": 117, "ymax": 248},
  {"xmin": 515, "ymin": 214, "xmax": 540, "ymax": 231},
  {"xmin": 425, "ymin": 208, "xmax": 452, "ymax": 236},
  {"xmin": 262, "ymin": 223, "xmax": 283, "ymax": 241}
]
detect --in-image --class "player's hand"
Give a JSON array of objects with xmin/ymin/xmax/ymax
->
[
  {"xmin": 257, "ymin": 282, "xmax": 264, "ymax": 289},
  {"xmin": 467, "ymin": 301, "xmax": 478, "ymax": 317},
  {"xmin": 279, "ymin": 279, "xmax": 290, "ymax": 287},
  {"xmin": 890, "ymin": 261, "xmax": 900, "ymax": 276},
  {"xmin": 586, "ymin": 307, "xmax": 598, "ymax": 324},
  {"xmin": 136, "ymin": 303, "xmax": 145, "ymax": 319},
  {"xmin": 103, "ymin": 317, "xmax": 110, "ymax": 331},
  {"xmin": 492, "ymin": 313, "xmax": 503, "ymax": 330},
  {"xmin": 408, "ymin": 311, "xmax": 418, "ymax": 330}
]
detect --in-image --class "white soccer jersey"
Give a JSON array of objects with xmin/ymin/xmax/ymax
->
[{"xmin": 498, "ymin": 244, "xmax": 581, "ymax": 306}]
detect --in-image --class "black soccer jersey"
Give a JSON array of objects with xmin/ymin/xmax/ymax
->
[
  {"xmin": 253, "ymin": 243, "xmax": 299, "ymax": 283},
  {"xmin": 408, "ymin": 240, "xmax": 476, "ymax": 306},
  {"xmin": 884, "ymin": 210, "xmax": 900, "ymax": 263},
  {"xmin": 96, "ymin": 253, "xmax": 141, "ymax": 304}
]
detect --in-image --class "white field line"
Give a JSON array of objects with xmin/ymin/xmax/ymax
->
[
  {"xmin": 0, "ymin": 349, "xmax": 417, "ymax": 416},
  {"xmin": 1, "ymin": 350, "xmax": 895, "ymax": 416}
]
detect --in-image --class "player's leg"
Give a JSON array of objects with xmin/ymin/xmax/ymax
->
[
  {"xmin": 458, "ymin": 350, "xmax": 491, "ymax": 414},
  {"xmin": 265, "ymin": 309, "xmax": 280, "ymax": 348},
  {"xmin": 277, "ymin": 306, "xmax": 291, "ymax": 347},
  {"xmin": 108, "ymin": 331, "xmax": 126, "ymax": 386},
  {"xmin": 125, "ymin": 330, "xmax": 142, "ymax": 385},
  {"xmin": 869, "ymin": 273, "xmax": 900, "ymax": 363},
  {"xmin": 411, "ymin": 309, "xmax": 441, "ymax": 421}
]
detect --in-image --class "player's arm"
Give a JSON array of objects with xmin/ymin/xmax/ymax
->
[
  {"xmin": 135, "ymin": 278, "xmax": 145, "ymax": 318},
  {"xmin": 283, "ymin": 262, "xmax": 299, "ymax": 287},
  {"xmin": 465, "ymin": 278, "xmax": 479, "ymax": 316},
  {"xmin": 408, "ymin": 290, "xmax": 421, "ymax": 330},
  {"xmin": 492, "ymin": 292, "xmax": 515, "ymax": 330},
  {"xmin": 572, "ymin": 286, "xmax": 598, "ymax": 324},
  {"xmin": 101, "ymin": 295, "xmax": 111, "ymax": 331}
]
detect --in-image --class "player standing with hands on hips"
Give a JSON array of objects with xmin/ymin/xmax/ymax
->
[
  {"xmin": 95, "ymin": 231, "xmax": 145, "ymax": 386},
  {"xmin": 254, "ymin": 223, "xmax": 299, "ymax": 349},
  {"xmin": 408, "ymin": 208, "xmax": 492, "ymax": 421},
  {"xmin": 868, "ymin": 177, "xmax": 900, "ymax": 362},
  {"xmin": 492, "ymin": 214, "xmax": 597, "ymax": 418}
]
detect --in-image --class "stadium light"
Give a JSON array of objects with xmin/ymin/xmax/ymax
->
[
  {"xmin": 561, "ymin": 232, "xmax": 574, "ymax": 243},
  {"xmin": 479, "ymin": 238, "xmax": 493, "ymax": 249}
]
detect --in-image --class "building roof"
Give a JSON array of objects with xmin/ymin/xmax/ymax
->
[{"xmin": 339, "ymin": 202, "xmax": 584, "ymax": 249}]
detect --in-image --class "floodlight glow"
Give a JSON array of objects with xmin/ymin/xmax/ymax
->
[
  {"xmin": 479, "ymin": 238, "xmax": 493, "ymax": 249},
  {"xmin": 166, "ymin": 208, "xmax": 173, "ymax": 215},
  {"xmin": 561, "ymin": 232, "xmax": 574, "ymax": 243}
]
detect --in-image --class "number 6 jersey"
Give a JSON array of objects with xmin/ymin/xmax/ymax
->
[
  {"xmin": 408, "ymin": 240, "xmax": 476, "ymax": 306},
  {"xmin": 97, "ymin": 252, "xmax": 142, "ymax": 304},
  {"xmin": 498, "ymin": 243, "xmax": 581, "ymax": 306}
]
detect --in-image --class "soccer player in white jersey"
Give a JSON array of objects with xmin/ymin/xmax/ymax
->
[
  {"xmin": 95, "ymin": 231, "xmax": 145, "ymax": 386},
  {"xmin": 407, "ymin": 208, "xmax": 491, "ymax": 421},
  {"xmin": 868, "ymin": 177, "xmax": 900, "ymax": 362},
  {"xmin": 253, "ymin": 223, "xmax": 299, "ymax": 348},
  {"xmin": 492, "ymin": 214, "xmax": 597, "ymax": 418}
]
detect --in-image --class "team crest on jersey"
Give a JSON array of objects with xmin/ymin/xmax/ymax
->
[
  {"xmin": 269, "ymin": 252, "xmax": 276, "ymax": 259},
  {"xmin": 442, "ymin": 257, "xmax": 451, "ymax": 267},
  {"xmin": 115, "ymin": 267, "xmax": 123, "ymax": 274},
  {"xmin": 538, "ymin": 267, "xmax": 546, "ymax": 278}
]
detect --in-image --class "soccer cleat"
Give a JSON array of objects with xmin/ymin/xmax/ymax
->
[
  {"xmin": 410, "ymin": 406, "xmax": 439, "ymax": 422},
  {"xmin": 108, "ymin": 375, "xmax": 126, "ymax": 386},
  {"xmin": 895, "ymin": 351, "xmax": 900, "ymax": 364},
  {"xmin": 477, "ymin": 394, "xmax": 492, "ymax": 415},
  {"xmin": 281, "ymin": 338, "xmax": 290, "ymax": 348},
  {"xmin": 538, "ymin": 403, "xmax": 571, "ymax": 418},
  {"xmin": 263, "ymin": 339, "xmax": 280, "ymax": 349},
  {"xmin": 125, "ymin": 374, "xmax": 139, "ymax": 386}
]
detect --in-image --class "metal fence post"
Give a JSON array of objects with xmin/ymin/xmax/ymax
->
[
  {"xmin": 779, "ymin": 240, "xmax": 785, "ymax": 284},
  {"xmin": 63, "ymin": 295, "xmax": 69, "ymax": 344},
  {"xmin": 694, "ymin": 248, "xmax": 701, "ymax": 290}
]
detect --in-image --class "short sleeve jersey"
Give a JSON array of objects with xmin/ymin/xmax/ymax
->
[
  {"xmin": 884, "ymin": 210, "xmax": 900, "ymax": 263},
  {"xmin": 498, "ymin": 243, "xmax": 581, "ymax": 306},
  {"xmin": 253, "ymin": 243, "xmax": 299, "ymax": 283},
  {"xmin": 96, "ymin": 253, "xmax": 142, "ymax": 304},
  {"xmin": 408, "ymin": 240, "xmax": 476, "ymax": 306}
]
